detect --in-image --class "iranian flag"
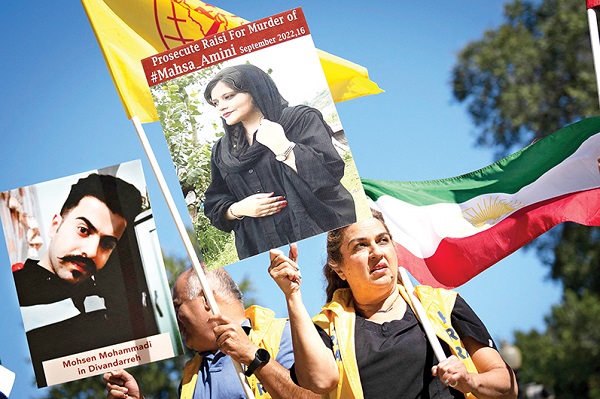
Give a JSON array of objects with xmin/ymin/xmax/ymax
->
[{"xmin": 362, "ymin": 117, "xmax": 600, "ymax": 289}]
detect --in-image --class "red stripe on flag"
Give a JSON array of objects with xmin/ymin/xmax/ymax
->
[
  {"xmin": 399, "ymin": 187, "xmax": 600, "ymax": 288},
  {"xmin": 587, "ymin": 0, "xmax": 600, "ymax": 9}
]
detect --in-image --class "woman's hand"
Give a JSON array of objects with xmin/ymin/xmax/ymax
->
[
  {"xmin": 432, "ymin": 343, "xmax": 517, "ymax": 399},
  {"xmin": 269, "ymin": 244, "xmax": 302, "ymax": 298},
  {"xmin": 269, "ymin": 243, "xmax": 340, "ymax": 393},
  {"xmin": 432, "ymin": 355, "xmax": 470, "ymax": 392},
  {"xmin": 228, "ymin": 192, "xmax": 287, "ymax": 219},
  {"xmin": 255, "ymin": 119, "xmax": 291, "ymax": 154}
]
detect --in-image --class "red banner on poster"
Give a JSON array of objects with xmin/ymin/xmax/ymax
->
[{"xmin": 142, "ymin": 8, "xmax": 309, "ymax": 87}]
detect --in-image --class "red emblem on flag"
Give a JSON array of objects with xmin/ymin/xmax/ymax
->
[{"xmin": 153, "ymin": 0, "xmax": 240, "ymax": 49}]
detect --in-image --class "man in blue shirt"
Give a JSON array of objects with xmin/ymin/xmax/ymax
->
[{"xmin": 105, "ymin": 267, "xmax": 319, "ymax": 399}]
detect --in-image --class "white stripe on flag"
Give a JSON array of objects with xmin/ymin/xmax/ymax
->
[{"xmin": 371, "ymin": 133, "xmax": 600, "ymax": 259}]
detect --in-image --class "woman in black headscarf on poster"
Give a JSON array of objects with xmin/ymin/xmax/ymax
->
[{"xmin": 203, "ymin": 64, "xmax": 356, "ymax": 260}]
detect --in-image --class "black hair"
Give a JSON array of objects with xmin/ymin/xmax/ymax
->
[
  {"xmin": 324, "ymin": 208, "xmax": 395, "ymax": 302},
  {"xmin": 60, "ymin": 173, "xmax": 143, "ymax": 224},
  {"xmin": 203, "ymin": 64, "xmax": 289, "ymax": 156}
]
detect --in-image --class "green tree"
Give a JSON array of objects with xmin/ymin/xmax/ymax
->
[
  {"xmin": 151, "ymin": 64, "xmax": 238, "ymax": 268},
  {"xmin": 452, "ymin": 1, "xmax": 600, "ymax": 397},
  {"xmin": 452, "ymin": 0, "xmax": 597, "ymax": 158},
  {"xmin": 515, "ymin": 290, "xmax": 600, "ymax": 398}
]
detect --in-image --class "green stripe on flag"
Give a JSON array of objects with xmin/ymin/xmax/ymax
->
[{"xmin": 362, "ymin": 117, "xmax": 600, "ymax": 205}]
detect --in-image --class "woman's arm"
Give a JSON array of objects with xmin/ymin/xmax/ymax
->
[
  {"xmin": 258, "ymin": 108, "xmax": 346, "ymax": 187},
  {"xmin": 226, "ymin": 193, "xmax": 287, "ymax": 220},
  {"xmin": 255, "ymin": 119, "xmax": 297, "ymax": 172},
  {"xmin": 205, "ymin": 144, "xmax": 288, "ymax": 224},
  {"xmin": 206, "ymin": 166, "xmax": 288, "ymax": 233},
  {"xmin": 259, "ymin": 108, "xmax": 355, "ymax": 228},
  {"xmin": 268, "ymin": 246, "xmax": 339, "ymax": 393},
  {"xmin": 433, "ymin": 337, "xmax": 517, "ymax": 399},
  {"xmin": 282, "ymin": 108, "xmax": 346, "ymax": 183}
]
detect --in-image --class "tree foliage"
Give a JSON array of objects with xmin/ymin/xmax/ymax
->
[
  {"xmin": 452, "ymin": 0, "xmax": 597, "ymax": 158},
  {"xmin": 151, "ymin": 65, "xmax": 238, "ymax": 268},
  {"xmin": 452, "ymin": 1, "xmax": 600, "ymax": 397},
  {"xmin": 515, "ymin": 290, "xmax": 600, "ymax": 398}
]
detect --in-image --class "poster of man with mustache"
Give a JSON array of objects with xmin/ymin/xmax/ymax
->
[{"xmin": 0, "ymin": 160, "xmax": 182, "ymax": 388}]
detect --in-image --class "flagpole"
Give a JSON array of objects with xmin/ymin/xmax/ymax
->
[
  {"xmin": 587, "ymin": 1, "xmax": 600, "ymax": 107},
  {"xmin": 131, "ymin": 116, "xmax": 256, "ymax": 399},
  {"xmin": 399, "ymin": 267, "xmax": 447, "ymax": 362}
]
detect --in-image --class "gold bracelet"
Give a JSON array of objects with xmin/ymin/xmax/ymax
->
[{"xmin": 229, "ymin": 206, "xmax": 244, "ymax": 220}]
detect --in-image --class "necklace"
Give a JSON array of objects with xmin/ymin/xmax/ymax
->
[{"xmin": 376, "ymin": 294, "xmax": 401, "ymax": 313}]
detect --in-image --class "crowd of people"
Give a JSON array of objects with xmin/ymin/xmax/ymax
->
[
  {"xmin": 7, "ymin": 64, "xmax": 517, "ymax": 398},
  {"xmin": 104, "ymin": 209, "xmax": 518, "ymax": 399}
]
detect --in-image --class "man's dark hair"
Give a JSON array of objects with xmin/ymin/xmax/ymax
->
[{"xmin": 60, "ymin": 173, "xmax": 143, "ymax": 224}]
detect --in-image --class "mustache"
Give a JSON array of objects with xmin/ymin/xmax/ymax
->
[{"xmin": 58, "ymin": 255, "xmax": 97, "ymax": 273}]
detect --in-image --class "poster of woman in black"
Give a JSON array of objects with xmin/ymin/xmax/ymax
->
[{"xmin": 203, "ymin": 64, "xmax": 357, "ymax": 260}]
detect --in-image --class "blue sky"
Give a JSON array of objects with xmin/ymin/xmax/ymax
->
[{"xmin": 0, "ymin": 1, "xmax": 565, "ymax": 398}]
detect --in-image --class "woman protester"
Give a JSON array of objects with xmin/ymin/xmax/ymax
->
[
  {"xmin": 268, "ymin": 209, "xmax": 518, "ymax": 399},
  {"xmin": 203, "ymin": 64, "xmax": 356, "ymax": 260}
]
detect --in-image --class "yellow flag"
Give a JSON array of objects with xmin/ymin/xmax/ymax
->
[{"xmin": 81, "ymin": 0, "xmax": 383, "ymax": 123}]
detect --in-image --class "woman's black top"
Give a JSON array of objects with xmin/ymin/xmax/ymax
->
[
  {"xmin": 308, "ymin": 295, "xmax": 497, "ymax": 398},
  {"xmin": 355, "ymin": 296, "xmax": 496, "ymax": 398}
]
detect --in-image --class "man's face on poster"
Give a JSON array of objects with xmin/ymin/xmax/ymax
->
[{"xmin": 44, "ymin": 196, "xmax": 127, "ymax": 284}]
